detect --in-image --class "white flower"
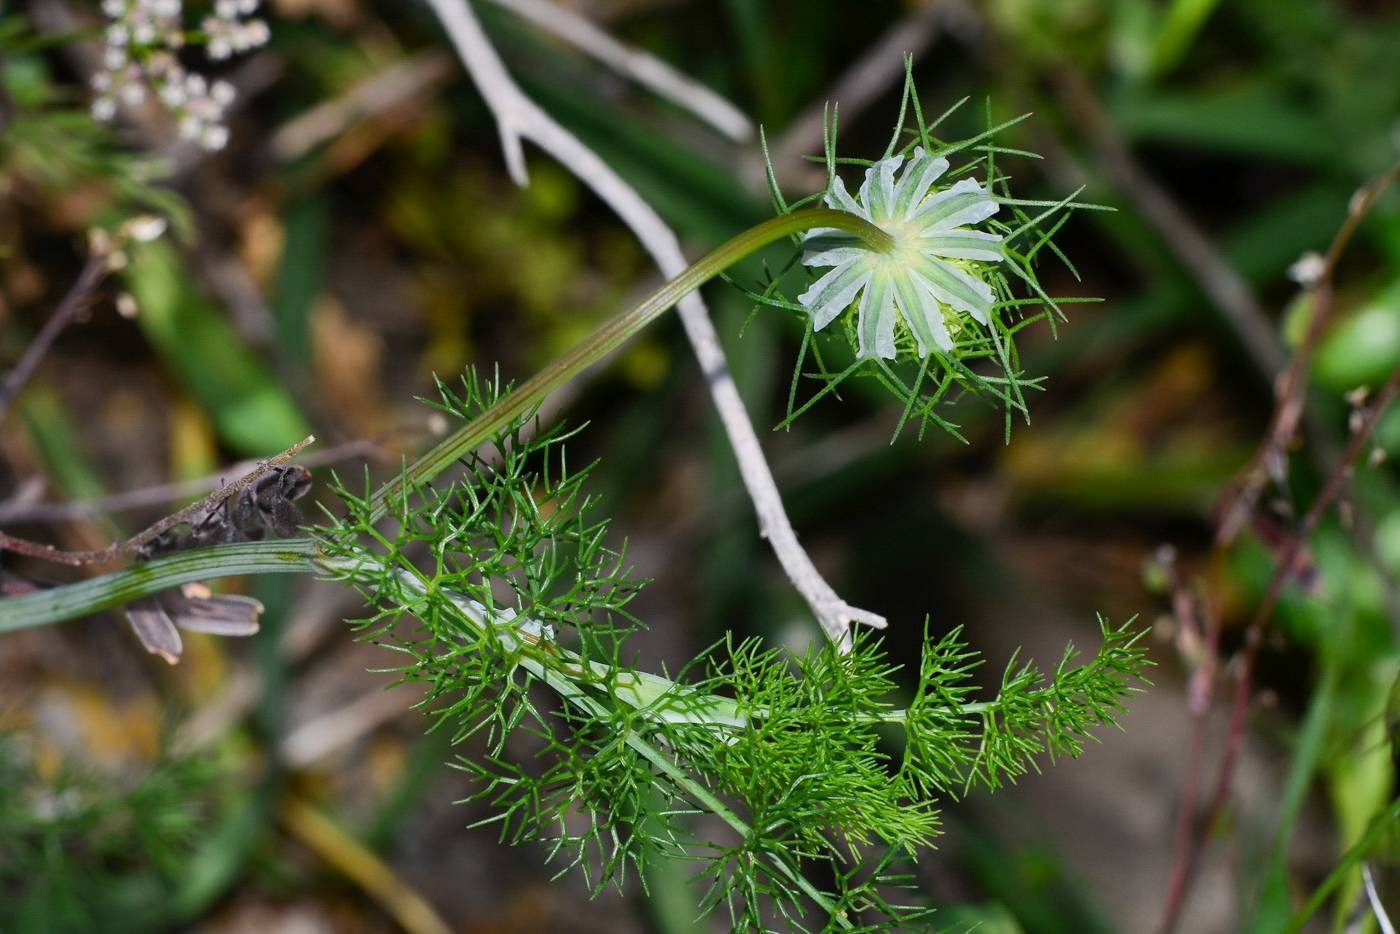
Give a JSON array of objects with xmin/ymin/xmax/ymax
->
[
  {"xmin": 118, "ymin": 81, "xmax": 146, "ymax": 105},
  {"xmin": 159, "ymin": 79, "xmax": 187, "ymax": 106},
  {"xmin": 242, "ymin": 20, "xmax": 270, "ymax": 47},
  {"xmin": 126, "ymin": 215, "xmax": 169, "ymax": 241},
  {"xmin": 210, "ymin": 79, "xmax": 236, "ymax": 107},
  {"xmin": 1288, "ymin": 250, "xmax": 1326, "ymax": 288},
  {"xmin": 798, "ymin": 147, "xmax": 1005, "ymax": 360},
  {"xmin": 92, "ymin": 0, "xmax": 262, "ymax": 149},
  {"xmin": 201, "ymin": 124, "xmax": 230, "ymax": 150}
]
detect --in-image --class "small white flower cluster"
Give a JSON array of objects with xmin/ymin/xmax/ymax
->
[
  {"xmin": 203, "ymin": 0, "xmax": 271, "ymax": 61},
  {"xmin": 90, "ymin": 0, "xmax": 270, "ymax": 151}
]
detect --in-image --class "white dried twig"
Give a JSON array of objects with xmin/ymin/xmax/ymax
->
[
  {"xmin": 1363, "ymin": 863, "xmax": 1397, "ymax": 934},
  {"xmin": 269, "ymin": 51, "xmax": 457, "ymax": 163},
  {"xmin": 421, "ymin": 0, "xmax": 886, "ymax": 647}
]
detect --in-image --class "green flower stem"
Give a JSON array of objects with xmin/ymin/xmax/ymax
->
[
  {"xmin": 364, "ymin": 207, "xmax": 893, "ymax": 525},
  {"xmin": 0, "ymin": 531, "xmax": 971, "ymax": 741},
  {"xmin": 0, "ymin": 539, "xmax": 323, "ymax": 633},
  {"xmin": 0, "ymin": 209, "xmax": 887, "ymax": 634}
]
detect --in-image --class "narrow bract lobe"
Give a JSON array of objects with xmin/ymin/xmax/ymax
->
[{"xmin": 798, "ymin": 147, "xmax": 1004, "ymax": 361}]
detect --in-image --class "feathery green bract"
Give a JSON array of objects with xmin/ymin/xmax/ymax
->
[
  {"xmin": 760, "ymin": 69, "xmax": 1106, "ymax": 444},
  {"xmin": 315, "ymin": 370, "xmax": 1150, "ymax": 931}
]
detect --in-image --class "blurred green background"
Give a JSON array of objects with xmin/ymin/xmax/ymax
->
[{"xmin": 2, "ymin": 0, "xmax": 1400, "ymax": 931}]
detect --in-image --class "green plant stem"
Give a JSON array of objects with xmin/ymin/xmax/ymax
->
[
  {"xmin": 0, "ymin": 531, "xmax": 974, "ymax": 738},
  {"xmin": 364, "ymin": 207, "xmax": 893, "ymax": 525},
  {"xmin": 0, "ymin": 208, "xmax": 886, "ymax": 633},
  {"xmin": 0, "ymin": 539, "xmax": 322, "ymax": 632},
  {"xmin": 375, "ymin": 561, "xmax": 846, "ymax": 923},
  {"xmin": 1281, "ymin": 793, "xmax": 1400, "ymax": 933}
]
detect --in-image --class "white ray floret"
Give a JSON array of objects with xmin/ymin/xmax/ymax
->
[{"xmin": 798, "ymin": 147, "xmax": 1005, "ymax": 360}]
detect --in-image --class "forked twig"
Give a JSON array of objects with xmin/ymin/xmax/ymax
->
[
  {"xmin": 421, "ymin": 0, "xmax": 886, "ymax": 646},
  {"xmin": 0, "ymin": 435, "xmax": 315, "ymax": 566}
]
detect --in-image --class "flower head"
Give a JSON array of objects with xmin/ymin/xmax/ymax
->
[
  {"xmin": 90, "ymin": 0, "xmax": 268, "ymax": 151},
  {"xmin": 798, "ymin": 147, "xmax": 1004, "ymax": 360}
]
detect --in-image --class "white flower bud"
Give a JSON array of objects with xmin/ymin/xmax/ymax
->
[
  {"xmin": 119, "ymin": 81, "xmax": 146, "ymax": 105},
  {"xmin": 1287, "ymin": 251, "xmax": 1326, "ymax": 288},
  {"xmin": 210, "ymin": 79, "xmax": 236, "ymax": 107},
  {"xmin": 126, "ymin": 215, "xmax": 168, "ymax": 242},
  {"xmin": 201, "ymin": 125, "xmax": 230, "ymax": 150},
  {"xmin": 159, "ymin": 80, "xmax": 186, "ymax": 106},
  {"xmin": 242, "ymin": 20, "xmax": 270, "ymax": 47}
]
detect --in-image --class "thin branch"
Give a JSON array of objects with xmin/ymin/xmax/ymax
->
[
  {"xmin": 1157, "ymin": 158, "xmax": 1400, "ymax": 934},
  {"xmin": 1363, "ymin": 862, "xmax": 1397, "ymax": 934},
  {"xmin": 0, "ymin": 438, "xmax": 377, "ymax": 525},
  {"xmin": 479, "ymin": 0, "xmax": 751, "ymax": 143},
  {"xmin": 767, "ymin": 0, "xmax": 946, "ymax": 188},
  {"xmin": 280, "ymin": 688, "xmax": 410, "ymax": 767},
  {"xmin": 0, "ymin": 253, "xmax": 108, "ymax": 427},
  {"xmin": 420, "ymin": 0, "xmax": 886, "ymax": 645},
  {"xmin": 0, "ymin": 435, "xmax": 315, "ymax": 566},
  {"xmin": 1048, "ymin": 64, "xmax": 1288, "ymax": 382},
  {"xmin": 1215, "ymin": 161, "xmax": 1400, "ymax": 545},
  {"xmin": 269, "ymin": 51, "xmax": 457, "ymax": 163}
]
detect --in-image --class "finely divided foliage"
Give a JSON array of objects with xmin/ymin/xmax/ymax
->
[{"xmin": 318, "ymin": 372, "xmax": 1148, "ymax": 932}]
